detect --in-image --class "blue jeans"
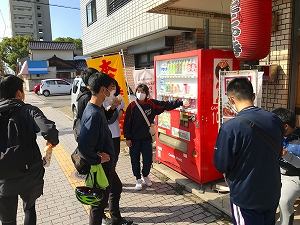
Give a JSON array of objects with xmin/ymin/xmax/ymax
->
[{"xmin": 129, "ymin": 139, "xmax": 153, "ymax": 180}]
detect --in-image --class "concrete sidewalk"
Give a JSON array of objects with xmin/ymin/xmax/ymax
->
[
  {"xmin": 17, "ymin": 91, "xmax": 300, "ymax": 224},
  {"xmin": 15, "ymin": 91, "xmax": 231, "ymax": 225}
]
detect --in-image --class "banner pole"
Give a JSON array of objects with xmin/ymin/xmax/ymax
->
[{"xmin": 120, "ymin": 49, "xmax": 132, "ymax": 104}]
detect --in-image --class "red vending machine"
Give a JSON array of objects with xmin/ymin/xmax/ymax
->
[{"xmin": 154, "ymin": 49, "xmax": 240, "ymax": 185}]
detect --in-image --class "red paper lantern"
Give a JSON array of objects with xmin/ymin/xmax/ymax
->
[{"xmin": 231, "ymin": 0, "xmax": 272, "ymax": 61}]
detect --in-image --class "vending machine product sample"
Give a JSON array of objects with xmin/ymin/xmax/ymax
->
[{"xmin": 154, "ymin": 49, "xmax": 240, "ymax": 184}]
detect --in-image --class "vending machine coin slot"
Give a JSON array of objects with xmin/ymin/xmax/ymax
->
[{"xmin": 188, "ymin": 115, "xmax": 196, "ymax": 122}]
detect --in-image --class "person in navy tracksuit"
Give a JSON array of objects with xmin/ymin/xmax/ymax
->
[
  {"xmin": 214, "ymin": 77, "xmax": 284, "ymax": 225},
  {"xmin": 272, "ymin": 108, "xmax": 300, "ymax": 225},
  {"xmin": 123, "ymin": 84, "xmax": 189, "ymax": 190}
]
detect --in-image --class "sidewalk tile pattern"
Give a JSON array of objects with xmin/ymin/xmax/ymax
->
[{"xmin": 14, "ymin": 92, "xmax": 232, "ymax": 224}]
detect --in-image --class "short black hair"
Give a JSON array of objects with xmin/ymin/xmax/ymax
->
[
  {"xmin": 114, "ymin": 80, "xmax": 120, "ymax": 96},
  {"xmin": 227, "ymin": 77, "xmax": 254, "ymax": 101},
  {"xmin": 135, "ymin": 83, "xmax": 149, "ymax": 97},
  {"xmin": 272, "ymin": 108, "xmax": 296, "ymax": 128},
  {"xmin": 0, "ymin": 75, "xmax": 24, "ymax": 100},
  {"xmin": 88, "ymin": 72, "xmax": 115, "ymax": 95},
  {"xmin": 81, "ymin": 68, "xmax": 98, "ymax": 85}
]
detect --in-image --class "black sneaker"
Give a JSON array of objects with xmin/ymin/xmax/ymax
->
[
  {"xmin": 113, "ymin": 218, "xmax": 133, "ymax": 225},
  {"xmin": 102, "ymin": 215, "xmax": 112, "ymax": 225}
]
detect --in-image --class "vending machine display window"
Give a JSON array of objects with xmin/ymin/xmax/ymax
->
[{"xmin": 154, "ymin": 49, "xmax": 240, "ymax": 185}]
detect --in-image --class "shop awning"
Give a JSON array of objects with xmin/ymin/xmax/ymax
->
[{"xmin": 28, "ymin": 60, "xmax": 48, "ymax": 74}]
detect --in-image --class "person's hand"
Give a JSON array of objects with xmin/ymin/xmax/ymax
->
[
  {"xmin": 282, "ymin": 147, "xmax": 287, "ymax": 156},
  {"xmin": 126, "ymin": 140, "xmax": 132, "ymax": 147},
  {"xmin": 97, "ymin": 152, "xmax": 110, "ymax": 163},
  {"xmin": 46, "ymin": 141, "xmax": 56, "ymax": 148},
  {"xmin": 110, "ymin": 98, "xmax": 121, "ymax": 110},
  {"xmin": 182, "ymin": 100, "xmax": 190, "ymax": 108}
]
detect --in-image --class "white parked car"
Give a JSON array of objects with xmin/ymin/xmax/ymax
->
[
  {"xmin": 71, "ymin": 76, "xmax": 136, "ymax": 119},
  {"xmin": 40, "ymin": 78, "xmax": 72, "ymax": 97}
]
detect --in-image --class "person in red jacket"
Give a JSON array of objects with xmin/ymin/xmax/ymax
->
[{"xmin": 123, "ymin": 83, "xmax": 189, "ymax": 190}]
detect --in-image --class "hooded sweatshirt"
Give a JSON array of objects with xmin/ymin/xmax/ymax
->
[{"xmin": 0, "ymin": 99, "xmax": 59, "ymax": 196}]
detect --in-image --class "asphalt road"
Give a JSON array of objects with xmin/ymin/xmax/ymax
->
[{"xmin": 32, "ymin": 92, "xmax": 73, "ymax": 119}]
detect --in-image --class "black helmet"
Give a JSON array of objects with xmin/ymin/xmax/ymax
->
[{"xmin": 75, "ymin": 186, "xmax": 105, "ymax": 206}]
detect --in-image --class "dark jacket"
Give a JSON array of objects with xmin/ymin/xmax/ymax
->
[
  {"xmin": 76, "ymin": 87, "xmax": 91, "ymax": 119},
  {"xmin": 123, "ymin": 98, "xmax": 183, "ymax": 141},
  {"xmin": 0, "ymin": 99, "xmax": 59, "ymax": 196},
  {"xmin": 214, "ymin": 107, "xmax": 284, "ymax": 209},
  {"xmin": 78, "ymin": 102, "xmax": 116, "ymax": 168},
  {"xmin": 280, "ymin": 127, "xmax": 300, "ymax": 176}
]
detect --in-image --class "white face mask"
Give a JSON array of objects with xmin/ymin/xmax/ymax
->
[
  {"xmin": 136, "ymin": 92, "xmax": 146, "ymax": 101},
  {"xmin": 104, "ymin": 89, "xmax": 115, "ymax": 105},
  {"xmin": 110, "ymin": 90, "xmax": 116, "ymax": 97},
  {"xmin": 228, "ymin": 100, "xmax": 238, "ymax": 114}
]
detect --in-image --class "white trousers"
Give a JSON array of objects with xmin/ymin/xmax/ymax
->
[{"xmin": 279, "ymin": 174, "xmax": 300, "ymax": 225}]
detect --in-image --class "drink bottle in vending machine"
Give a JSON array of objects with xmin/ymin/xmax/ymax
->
[{"xmin": 154, "ymin": 49, "xmax": 240, "ymax": 185}]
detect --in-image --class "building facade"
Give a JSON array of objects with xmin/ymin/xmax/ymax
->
[
  {"xmin": 80, "ymin": 0, "xmax": 300, "ymax": 124},
  {"xmin": 18, "ymin": 41, "xmax": 86, "ymax": 91},
  {"xmin": 8, "ymin": 0, "xmax": 52, "ymax": 41}
]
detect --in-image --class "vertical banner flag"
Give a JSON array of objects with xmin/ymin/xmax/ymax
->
[
  {"xmin": 86, "ymin": 54, "xmax": 129, "ymax": 107},
  {"xmin": 86, "ymin": 54, "xmax": 129, "ymax": 139}
]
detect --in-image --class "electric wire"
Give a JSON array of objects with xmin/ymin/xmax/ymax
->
[
  {"xmin": 12, "ymin": 0, "xmax": 80, "ymax": 10},
  {"xmin": 0, "ymin": 9, "xmax": 8, "ymax": 40}
]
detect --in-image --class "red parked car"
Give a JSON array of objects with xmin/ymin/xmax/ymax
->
[{"xmin": 33, "ymin": 83, "xmax": 41, "ymax": 95}]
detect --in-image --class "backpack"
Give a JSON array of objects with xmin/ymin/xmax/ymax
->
[
  {"xmin": 0, "ymin": 105, "xmax": 34, "ymax": 180},
  {"xmin": 73, "ymin": 118, "xmax": 81, "ymax": 142}
]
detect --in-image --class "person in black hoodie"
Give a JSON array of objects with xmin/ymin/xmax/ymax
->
[
  {"xmin": 76, "ymin": 68, "xmax": 119, "ymax": 120},
  {"xmin": 272, "ymin": 108, "xmax": 300, "ymax": 225},
  {"xmin": 76, "ymin": 68, "xmax": 96, "ymax": 119},
  {"xmin": 0, "ymin": 75, "xmax": 59, "ymax": 225},
  {"xmin": 123, "ymin": 83, "xmax": 189, "ymax": 190}
]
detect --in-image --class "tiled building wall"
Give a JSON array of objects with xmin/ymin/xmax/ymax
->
[
  {"xmin": 260, "ymin": 0, "xmax": 292, "ymax": 111},
  {"xmin": 80, "ymin": 0, "xmax": 203, "ymax": 56}
]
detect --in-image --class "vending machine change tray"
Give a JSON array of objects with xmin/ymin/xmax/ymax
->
[{"xmin": 158, "ymin": 133, "xmax": 187, "ymax": 153}]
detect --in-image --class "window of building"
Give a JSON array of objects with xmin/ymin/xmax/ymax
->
[
  {"xmin": 37, "ymin": 13, "xmax": 41, "ymax": 17},
  {"xmin": 86, "ymin": 0, "xmax": 97, "ymax": 26},
  {"xmin": 38, "ymin": 21, "xmax": 42, "ymax": 26},
  {"xmin": 107, "ymin": 0, "xmax": 131, "ymax": 16},
  {"xmin": 135, "ymin": 49, "xmax": 173, "ymax": 69},
  {"xmin": 39, "ymin": 29, "xmax": 43, "ymax": 33},
  {"xmin": 37, "ymin": 5, "xmax": 41, "ymax": 10}
]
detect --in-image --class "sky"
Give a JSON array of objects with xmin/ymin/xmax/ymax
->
[{"xmin": 0, "ymin": 0, "xmax": 82, "ymax": 40}]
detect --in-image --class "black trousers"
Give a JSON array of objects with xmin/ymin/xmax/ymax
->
[
  {"xmin": 89, "ymin": 167, "xmax": 122, "ymax": 225},
  {"xmin": 112, "ymin": 137, "xmax": 121, "ymax": 164}
]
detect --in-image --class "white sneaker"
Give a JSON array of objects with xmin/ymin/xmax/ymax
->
[
  {"xmin": 135, "ymin": 179, "xmax": 143, "ymax": 190},
  {"xmin": 142, "ymin": 176, "xmax": 152, "ymax": 187}
]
